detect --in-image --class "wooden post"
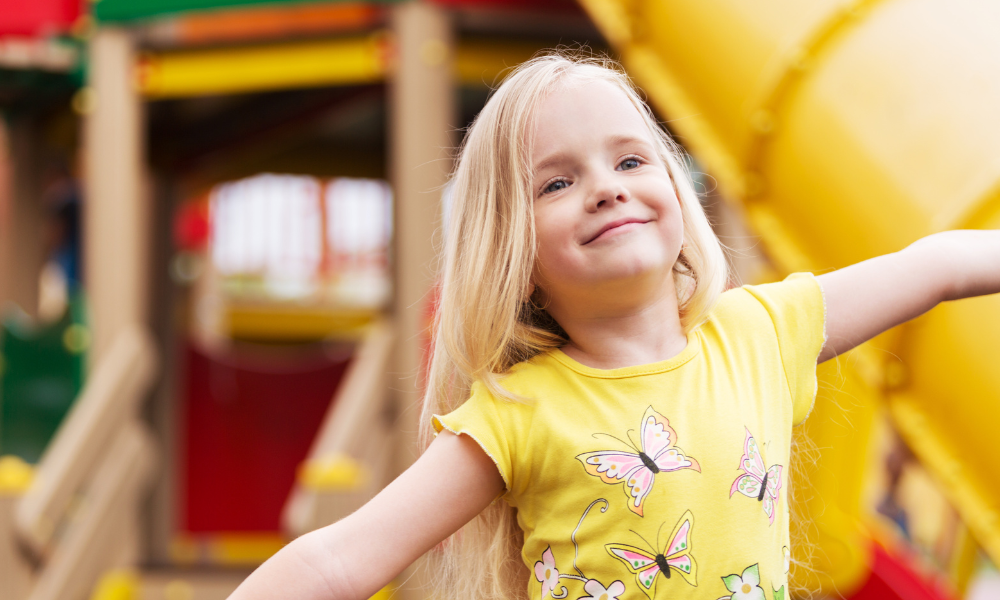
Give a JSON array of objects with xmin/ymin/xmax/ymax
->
[
  {"xmin": 389, "ymin": 4, "xmax": 455, "ymax": 598},
  {"xmin": 82, "ymin": 28, "xmax": 149, "ymax": 364},
  {"xmin": 389, "ymin": 2, "xmax": 455, "ymax": 471},
  {"xmin": 0, "ymin": 117, "xmax": 12, "ymax": 313},
  {"xmin": 1, "ymin": 487, "xmax": 33, "ymax": 600},
  {"xmin": 0, "ymin": 116, "xmax": 47, "ymax": 318}
]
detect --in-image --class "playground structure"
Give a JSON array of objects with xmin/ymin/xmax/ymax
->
[{"xmin": 1, "ymin": 1, "xmax": 999, "ymax": 599}]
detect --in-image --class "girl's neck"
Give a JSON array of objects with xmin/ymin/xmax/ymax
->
[{"xmin": 551, "ymin": 281, "xmax": 688, "ymax": 370}]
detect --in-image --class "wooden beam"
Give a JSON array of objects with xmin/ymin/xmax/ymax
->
[
  {"xmin": 389, "ymin": 0, "xmax": 454, "ymax": 474},
  {"xmin": 14, "ymin": 327, "xmax": 156, "ymax": 556},
  {"xmin": 282, "ymin": 320, "xmax": 394, "ymax": 536},
  {"xmin": 0, "ymin": 488, "xmax": 33, "ymax": 600},
  {"xmin": 389, "ymin": 5, "xmax": 454, "ymax": 598},
  {"xmin": 82, "ymin": 28, "xmax": 149, "ymax": 364},
  {"xmin": 25, "ymin": 422, "xmax": 156, "ymax": 600}
]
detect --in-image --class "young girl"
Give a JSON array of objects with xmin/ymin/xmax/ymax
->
[{"xmin": 229, "ymin": 54, "xmax": 1000, "ymax": 600}]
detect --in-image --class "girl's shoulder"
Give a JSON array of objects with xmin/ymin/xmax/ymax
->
[
  {"xmin": 701, "ymin": 273, "xmax": 826, "ymax": 354},
  {"xmin": 709, "ymin": 272, "xmax": 824, "ymax": 327}
]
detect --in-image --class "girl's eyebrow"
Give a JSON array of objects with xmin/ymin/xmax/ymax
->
[
  {"xmin": 607, "ymin": 134, "xmax": 653, "ymax": 149},
  {"xmin": 533, "ymin": 151, "xmax": 571, "ymax": 175}
]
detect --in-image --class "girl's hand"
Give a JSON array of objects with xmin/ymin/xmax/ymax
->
[
  {"xmin": 228, "ymin": 431, "xmax": 504, "ymax": 600},
  {"xmin": 816, "ymin": 230, "xmax": 1000, "ymax": 362}
]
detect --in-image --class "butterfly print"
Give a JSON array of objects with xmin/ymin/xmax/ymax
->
[
  {"xmin": 606, "ymin": 509, "xmax": 698, "ymax": 597},
  {"xmin": 577, "ymin": 406, "xmax": 700, "ymax": 516},
  {"xmin": 729, "ymin": 428, "xmax": 783, "ymax": 525}
]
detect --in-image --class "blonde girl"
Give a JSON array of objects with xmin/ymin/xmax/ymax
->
[{"xmin": 230, "ymin": 53, "xmax": 1000, "ymax": 600}]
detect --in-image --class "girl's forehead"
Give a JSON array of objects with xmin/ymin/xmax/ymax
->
[
  {"xmin": 541, "ymin": 78, "xmax": 637, "ymax": 117},
  {"xmin": 529, "ymin": 79, "xmax": 654, "ymax": 160}
]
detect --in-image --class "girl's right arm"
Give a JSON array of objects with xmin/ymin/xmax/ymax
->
[{"xmin": 228, "ymin": 430, "xmax": 504, "ymax": 600}]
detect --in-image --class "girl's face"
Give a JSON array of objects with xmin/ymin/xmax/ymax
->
[{"xmin": 529, "ymin": 79, "xmax": 684, "ymax": 310}]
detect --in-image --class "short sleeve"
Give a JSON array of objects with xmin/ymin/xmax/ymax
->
[
  {"xmin": 743, "ymin": 272, "xmax": 827, "ymax": 425},
  {"xmin": 432, "ymin": 381, "xmax": 513, "ymax": 494}
]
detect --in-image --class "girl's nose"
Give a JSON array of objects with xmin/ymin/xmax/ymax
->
[{"xmin": 586, "ymin": 174, "xmax": 630, "ymax": 211}]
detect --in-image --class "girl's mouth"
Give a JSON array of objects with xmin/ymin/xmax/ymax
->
[{"xmin": 584, "ymin": 218, "xmax": 648, "ymax": 244}]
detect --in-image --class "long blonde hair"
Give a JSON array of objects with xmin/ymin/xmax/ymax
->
[{"xmin": 419, "ymin": 52, "xmax": 729, "ymax": 600}]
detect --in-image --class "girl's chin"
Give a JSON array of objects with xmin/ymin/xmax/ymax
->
[{"xmin": 584, "ymin": 261, "xmax": 678, "ymax": 286}]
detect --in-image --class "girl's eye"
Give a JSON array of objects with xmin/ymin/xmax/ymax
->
[
  {"xmin": 543, "ymin": 179, "xmax": 569, "ymax": 194},
  {"xmin": 618, "ymin": 157, "xmax": 641, "ymax": 171}
]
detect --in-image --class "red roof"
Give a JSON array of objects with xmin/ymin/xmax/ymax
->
[{"xmin": 0, "ymin": 0, "xmax": 82, "ymax": 37}]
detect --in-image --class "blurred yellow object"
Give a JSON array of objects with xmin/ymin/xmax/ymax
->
[
  {"xmin": 139, "ymin": 33, "xmax": 389, "ymax": 98},
  {"xmin": 226, "ymin": 304, "xmax": 378, "ymax": 341},
  {"xmin": 370, "ymin": 583, "xmax": 396, "ymax": 600},
  {"xmin": 455, "ymin": 39, "xmax": 556, "ymax": 87},
  {"xmin": 169, "ymin": 532, "xmax": 286, "ymax": 566},
  {"xmin": 89, "ymin": 570, "xmax": 140, "ymax": 600},
  {"xmin": 0, "ymin": 455, "xmax": 34, "ymax": 494},
  {"xmin": 63, "ymin": 323, "xmax": 92, "ymax": 354},
  {"xmin": 299, "ymin": 453, "xmax": 367, "ymax": 492},
  {"xmin": 580, "ymin": 0, "xmax": 1000, "ymax": 594},
  {"xmin": 211, "ymin": 533, "xmax": 286, "ymax": 565}
]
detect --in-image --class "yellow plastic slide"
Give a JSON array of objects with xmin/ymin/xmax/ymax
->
[{"xmin": 579, "ymin": 0, "xmax": 1000, "ymax": 594}]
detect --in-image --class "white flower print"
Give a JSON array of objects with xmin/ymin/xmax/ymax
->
[
  {"xmin": 720, "ymin": 563, "xmax": 765, "ymax": 600},
  {"xmin": 782, "ymin": 546, "xmax": 790, "ymax": 574},
  {"xmin": 534, "ymin": 546, "xmax": 561, "ymax": 599},
  {"xmin": 578, "ymin": 579, "xmax": 625, "ymax": 600}
]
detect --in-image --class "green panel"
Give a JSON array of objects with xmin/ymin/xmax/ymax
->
[
  {"xmin": 0, "ymin": 294, "xmax": 87, "ymax": 463},
  {"xmin": 94, "ymin": 0, "xmax": 399, "ymax": 23}
]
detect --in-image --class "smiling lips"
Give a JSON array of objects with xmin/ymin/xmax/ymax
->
[{"xmin": 584, "ymin": 217, "xmax": 650, "ymax": 244}]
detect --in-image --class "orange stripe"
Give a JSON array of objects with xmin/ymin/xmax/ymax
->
[{"xmin": 175, "ymin": 3, "xmax": 385, "ymax": 45}]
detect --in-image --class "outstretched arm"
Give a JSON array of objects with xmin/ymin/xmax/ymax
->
[
  {"xmin": 228, "ymin": 431, "xmax": 504, "ymax": 600},
  {"xmin": 816, "ymin": 230, "xmax": 1000, "ymax": 363}
]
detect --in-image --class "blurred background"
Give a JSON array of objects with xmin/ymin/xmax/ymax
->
[{"xmin": 1, "ymin": 1, "xmax": 999, "ymax": 599}]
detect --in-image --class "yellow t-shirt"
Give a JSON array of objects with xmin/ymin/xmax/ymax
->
[{"xmin": 433, "ymin": 273, "xmax": 826, "ymax": 600}]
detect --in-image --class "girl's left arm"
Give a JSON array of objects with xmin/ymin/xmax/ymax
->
[{"xmin": 816, "ymin": 230, "xmax": 1000, "ymax": 363}]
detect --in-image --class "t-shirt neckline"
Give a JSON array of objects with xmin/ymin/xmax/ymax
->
[{"xmin": 548, "ymin": 329, "xmax": 702, "ymax": 378}]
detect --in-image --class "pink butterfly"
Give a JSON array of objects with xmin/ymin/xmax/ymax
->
[
  {"xmin": 729, "ymin": 428, "xmax": 782, "ymax": 525},
  {"xmin": 577, "ymin": 406, "xmax": 700, "ymax": 516},
  {"xmin": 605, "ymin": 509, "xmax": 698, "ymax": 597}
]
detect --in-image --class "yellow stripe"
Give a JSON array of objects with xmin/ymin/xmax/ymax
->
[
  {"xmin": 138, "ymin": 36, "xmax": 564, "ymax": 98},
  {"xmin": 139, "ymin": 33, "xmax": 388, "ymax": 98}
]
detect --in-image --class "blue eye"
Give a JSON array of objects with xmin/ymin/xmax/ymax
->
[
  {"xmin": 619, "ymin": 158, "xmax": 641, "ymax": 170},
  {"xmin": 544, "ymin": 180, "xmax": 569, "ymax": 194}
]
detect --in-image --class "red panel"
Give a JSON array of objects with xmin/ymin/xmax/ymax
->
[
  {"xmin": 181, "ymin": 341, "xmax": 349, "ymax": 532},
  {"xmin": 0, "ymin": 0, "xmax": 82, "ymax": 36},
  {"xmin": 848, "ymin": 544, "xmax": 956, "ymax": 600}
]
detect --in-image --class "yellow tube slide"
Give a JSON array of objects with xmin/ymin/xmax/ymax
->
[{"xmin": 579, "ymin": 0, "xmax": 1000, "ymax": 594}]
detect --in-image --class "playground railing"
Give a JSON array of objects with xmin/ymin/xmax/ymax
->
[
  {"xmin": 0, "ymin": 326, "xmax": 158, "ymax": 600},
  {"xmin": 283, "ymin": 319, "xmax": 395, "ymax": 537}
]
